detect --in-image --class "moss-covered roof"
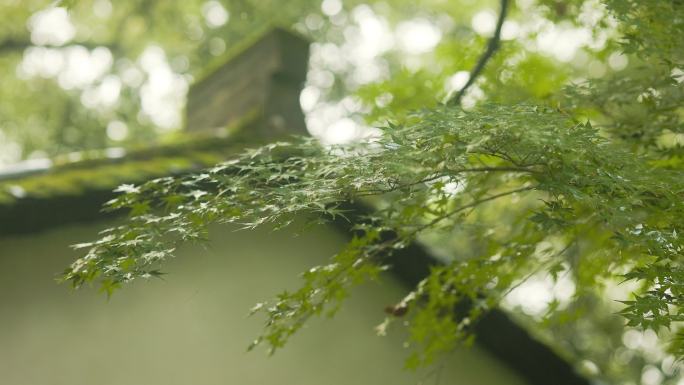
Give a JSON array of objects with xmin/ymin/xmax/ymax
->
[
  {"xmin": 0, "ymin": 125, "xmax": 252, "ymax": 204},
  {"xmin": 0, "ymin": 118, "xmax": 270, "ymax": 234}
]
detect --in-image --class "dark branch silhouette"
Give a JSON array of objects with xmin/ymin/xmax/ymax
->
[
  {"xmin": 0, "ymin": 38, "xmax": 120, "ymax": 55},
  {"xmin": 447, "ymin": 0, "xmax": 510, "ymax": 106}
]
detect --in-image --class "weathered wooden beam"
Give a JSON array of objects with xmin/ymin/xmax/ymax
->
[{"xmin": 186, "ymin": 28, "xmax": 309, "ymax": 138}]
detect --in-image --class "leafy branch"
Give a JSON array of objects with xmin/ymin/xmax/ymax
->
[{"xmin": 63, "ymin": 102, "xmax": 684, "ymax": 362}]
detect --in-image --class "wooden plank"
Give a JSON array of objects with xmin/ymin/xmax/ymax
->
[{"xmin": 186, "ymin": 28, "xmax": 309, "ymax": 137}]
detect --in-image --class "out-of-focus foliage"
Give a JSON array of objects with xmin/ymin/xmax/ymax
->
[
  {"xmin": 0, "ymin": 0, "xmax": 318, "ymax": 164},
  {"xmin": 3, "ymin": 0, "xmax": 683, "ymax": 384}
]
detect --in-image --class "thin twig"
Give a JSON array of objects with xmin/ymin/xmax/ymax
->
[
  {"xmin": 498, "ymin": 239, "xmax": 575, "ymax": 300},
  {"xmin": 447, "ymin": 0, "xmax": 510, "ymax": 106},
  {"xmin": 0, "ymin": 38, "xmax": 121, "ymax": 55},
  {"xmin": 391, "ymin": 185, "xmax": 537, "ymax": 232},
  {"xmin": 355, "ymin": 166, "xmax": 538, "ymax": 196}
]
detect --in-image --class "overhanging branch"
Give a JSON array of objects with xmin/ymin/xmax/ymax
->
[
  {"xmin": 0, "ymin": 38, "xmax": 120, "ymax": 55},
  {"xmin": 447, "ymin": 0, "xmax": 510, "ymax": 106}
]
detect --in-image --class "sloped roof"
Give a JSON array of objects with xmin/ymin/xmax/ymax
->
[
  {"xmin": 0, "ymin": 27, "xmax": 307, "ymax": 235},
  {"xmin": 0, "ymin": 121, "xmax": 261, "ymax": 234}
]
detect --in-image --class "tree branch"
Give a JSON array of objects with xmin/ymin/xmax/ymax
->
[
  {"xmin": 0, "ymin": 39, "xmax": 29, "ymax": 54},
  {"xmin": 447, "ymin": 0, "xmax": 510, "ymax": 106},
  {"xmin": 0, "ymin": 38, "xmax": 120, "ymax": 55}
]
